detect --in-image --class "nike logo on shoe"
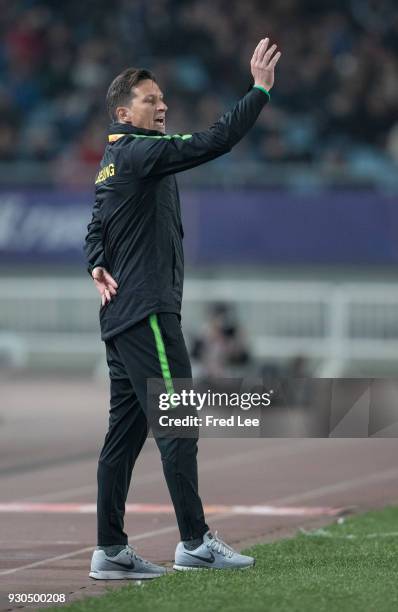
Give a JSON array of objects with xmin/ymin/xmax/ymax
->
[
  {"xmin": 185, "ymin": 551, "xmax": 215, "ymax": 563},
  {"xmin": 106, "ymin": 559, "xmax": 135, "ymax": 570}
]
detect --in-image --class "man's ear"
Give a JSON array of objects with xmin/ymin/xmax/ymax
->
[{"xmin": 115, "ymin": 106, "xmax": 131, "ymax": 123}]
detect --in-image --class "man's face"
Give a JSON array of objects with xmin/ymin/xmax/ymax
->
[{"xmin": 117, "ymin": 79, "xmax": 168, "ymax": 133}]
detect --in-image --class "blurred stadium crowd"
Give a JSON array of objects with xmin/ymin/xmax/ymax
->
[{"xmin": 0, "ymin": 0, "xmax": 397, "ymax": 186}]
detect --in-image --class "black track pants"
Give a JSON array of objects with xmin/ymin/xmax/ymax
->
[{"xmin": 97, "ymin": 313, "xmax": 209, "ymax": 546}]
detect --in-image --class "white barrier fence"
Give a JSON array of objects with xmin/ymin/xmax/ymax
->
[{"xmin": 1, "ymin": 278, "xmax": 398, "ymax": 376}]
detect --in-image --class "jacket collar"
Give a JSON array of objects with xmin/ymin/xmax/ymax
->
[{"xmin": 108, "ymin": 121, "xmax": 163, "ymax": 142}]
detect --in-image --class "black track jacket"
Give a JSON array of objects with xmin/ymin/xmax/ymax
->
[{"xmin": 84, "ymin": 85, "xmax": 270, "ymax": 340}]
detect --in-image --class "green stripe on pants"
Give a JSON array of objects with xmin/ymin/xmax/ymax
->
[{"xmin": 149, "ymin": 314, "xmax": 175, "ymax": 397}]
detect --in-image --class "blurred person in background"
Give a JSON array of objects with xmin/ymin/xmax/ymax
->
[
  {"xmin": 191, "ymin": 303, "xmax": 251, "ymax": 381},
  {"xmin": 85, "ymin": 37, "xmax": 280, "ymax": 578}
]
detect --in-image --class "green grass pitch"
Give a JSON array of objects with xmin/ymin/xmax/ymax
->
[{"xmin": 42, "ymin": 506, "xmax": 398, "ymax": 612}]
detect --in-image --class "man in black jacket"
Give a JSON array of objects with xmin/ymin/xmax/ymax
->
[{"xmin": 85, "ymin": 37, "xmax": 280, "ymax": 579}]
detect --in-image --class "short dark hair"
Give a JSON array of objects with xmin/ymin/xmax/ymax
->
[{"xmin": 105, "ymin": 67, "xmax": 156, "ymax": 121}]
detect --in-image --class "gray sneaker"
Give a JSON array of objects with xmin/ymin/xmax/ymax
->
[
  {"xmin": 174, "ymin": 530, "xmax": 255, "ymax": 571},
  {"xmin": 89, "ymin": 545, "xmax": 167, "ymax": 580}
]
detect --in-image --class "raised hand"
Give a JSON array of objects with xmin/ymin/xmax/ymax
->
[
  {"xmin": 250, "ymin": 37, "xmax": 281, "ymax": 91},
  {"xmin": 92, "ymin": 267, "xmax": 118, "ymax": 306}
]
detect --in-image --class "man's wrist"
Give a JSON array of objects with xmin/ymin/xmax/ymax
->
[{"xmin": 253, "ymin": 84, "xmax": 271, "ymax": 99}]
